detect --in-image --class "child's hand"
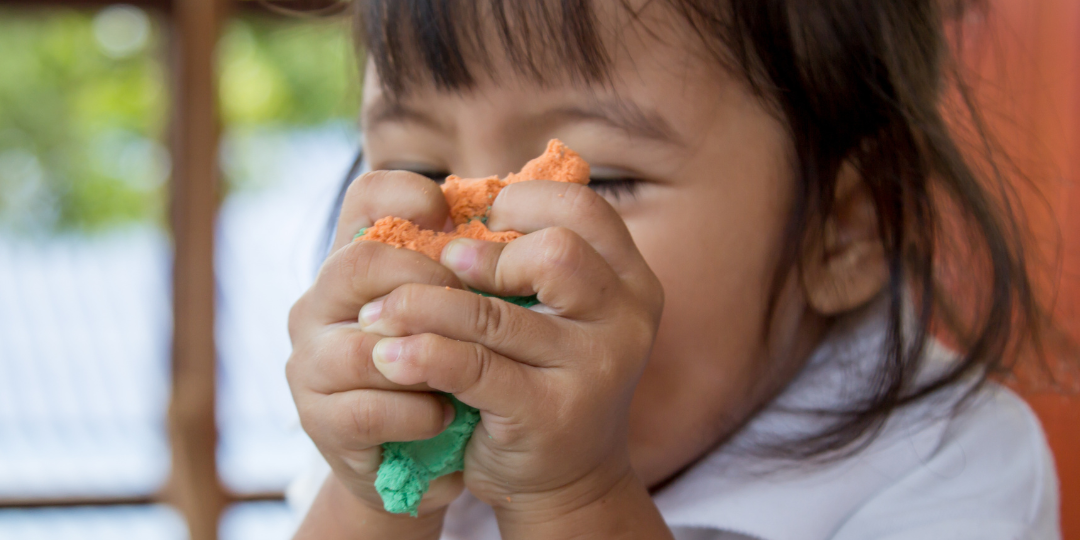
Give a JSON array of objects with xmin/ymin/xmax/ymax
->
[
  {"xmin": 356, "ymin": 180, "xmax": 665, "ymax": 525},
  {"xmin": 287, "ymin": 171, "xmax": 469, "ymax": 525}
]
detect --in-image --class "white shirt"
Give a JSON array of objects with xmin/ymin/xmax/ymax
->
[{"xmin": 287, "ymin": 298, "xmax": 1060, "ymax": 539}]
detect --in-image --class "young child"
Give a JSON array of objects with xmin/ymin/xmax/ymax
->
[{"xmin": 285, "ymin": 1, "xmax": 1062, "ymax": 538}]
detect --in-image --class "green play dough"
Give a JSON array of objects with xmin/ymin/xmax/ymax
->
[
  {"xmin": 474, "ymin": 290, "xmax": 541, "ymax": 309},
  {"xmin": 374, "ymin": 292, "xmax": 538, "ymax": 516},
  {"xmin": 375, "ymin": 395, "xmax": 480, "ymax": 515}
]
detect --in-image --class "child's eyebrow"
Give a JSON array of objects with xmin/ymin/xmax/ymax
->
[
  {"xmin": 363, "ymin": 98, "xmax": 452, "ymax": 135},
  {"xmin": 363, "ymin": 96, "xmax": 682, "ymax": 146},
  {"xmin": 548, "ymin": 99, "xmax": 684, "ymax": 146}
]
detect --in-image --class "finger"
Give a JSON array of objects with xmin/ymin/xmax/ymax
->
[
  {"xmin": 358, "ymin": 283, "xmax": 573, "ymax": 367},
  {"xmin": 290, "ymin": 239, "xmax": 462, "ymax": 334},
  {"xmin": 301, "ymin": 389, "xmax": 454, "ymax": 451},
  {"xmin": 370, "ymin": 333, "xmax": 539, "ymax": 417},
  {"xmin": 331, "ymin": 170, "xmax": 450, "ymax": 253},
  {"xmin": 440, "ymin": 229, "xmax": 625, "ymax": 320},
  {"xmin": 487, "ymin": 181, "xmax": 650, "ymax": 285},
  {"xmin": 285, "ymin": 324, "xmax": 433, "ymax": 394}
]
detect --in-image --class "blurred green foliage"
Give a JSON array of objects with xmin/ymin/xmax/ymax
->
[
  {"xmin": 0, "ymin": 7, "xmax": 167, "ymax": 234},
  {"xmin": 218, "ymin": 15, "xmax": 361, "ymax": 192},
  {"xmin": 0, "ymin": 6, "xmax": 360, "ymax": 235},
  {"xmin": 219, "ymin": 16, "xmax": 360, "ymax": 129}
]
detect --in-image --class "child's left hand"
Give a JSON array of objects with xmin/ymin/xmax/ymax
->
[{"xmin": 357, "ymin": 179, "xmax": 666, "ymax": 529}]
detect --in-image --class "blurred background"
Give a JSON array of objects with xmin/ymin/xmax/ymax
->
[
  {"xmin": 0, "ymin": 1, "xmax": 358, "ymax": 538},
  {"xmin": 0, "ymin": 1, "xmax": 1076, "ymax": 540}
]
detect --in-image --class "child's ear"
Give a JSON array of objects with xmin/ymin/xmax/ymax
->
[{"xmin": 801, "ymin": 162, "xmax": 889, "ymax": 315}]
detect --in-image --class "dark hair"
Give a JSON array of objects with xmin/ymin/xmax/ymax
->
[{"xmin": 349, "ymin": 0, "xmax": 1069, "ymax": 459}]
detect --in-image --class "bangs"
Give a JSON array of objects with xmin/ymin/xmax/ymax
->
[{"xmin": 354, "ymin": 0, "xmax": 611, "ymax": 96}]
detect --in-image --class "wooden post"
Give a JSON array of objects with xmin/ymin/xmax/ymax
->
[
  {"xmin": 1023, "ymin": 3, "xmax": 1080, "ymax": 538},
  {"xmin": 166, "ymin": 0, "xmax": 228, "ymax": 539},
  {"xmin": 973, "ymin": 1, "xmax": 1080, "ymax": 538}
]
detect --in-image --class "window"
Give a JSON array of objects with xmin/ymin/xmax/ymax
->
[{"xmin": 0, "ymin": 2, "xmax": 359, "ymax": 539}]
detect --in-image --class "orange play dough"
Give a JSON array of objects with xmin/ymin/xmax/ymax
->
[{"xmin": 354, "ymin": 139, "xmax": 590, "ymax": 260}]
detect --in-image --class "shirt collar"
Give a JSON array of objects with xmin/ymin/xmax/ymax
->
[{"xmin": 653, "ymin": 295, "xmax": 961, "ymax": 540}]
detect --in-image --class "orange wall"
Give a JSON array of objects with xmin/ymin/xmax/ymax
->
[{"xmin": 967, "ymin": 1, "xmax": 1080, "ymax": 538}]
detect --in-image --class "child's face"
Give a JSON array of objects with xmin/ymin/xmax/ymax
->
[{"xmin": 360, "ymin": 8, "xmax": 827, "ymax": 487}]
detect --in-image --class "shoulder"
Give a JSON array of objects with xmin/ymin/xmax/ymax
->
[
  {"xmin": 653, "ymin": 383, "xmax": 1060, "ymax": 540},
  {"xmin": 831, "ymin": 383, "xmax": 1060, "ymax": 540}
]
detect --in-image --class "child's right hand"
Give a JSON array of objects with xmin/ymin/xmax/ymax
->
[{"xmin": 286, "ymin": 170, "xmax": 468, "ymax": 520}]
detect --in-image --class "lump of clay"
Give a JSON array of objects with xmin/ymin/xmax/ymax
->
[
  {"xmin": 355, "ymin": 139, "xmax": 590, "ymax": 516},
  {"xmin": 355, "ymin": 139, "xmax": 590, "ymax": 260}
]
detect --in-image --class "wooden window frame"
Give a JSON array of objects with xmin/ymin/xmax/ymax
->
[{"xmin": 0, "ymin": 1, "xmax": 332, "ymax": 538}]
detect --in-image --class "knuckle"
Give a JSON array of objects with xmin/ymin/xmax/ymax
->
[
  {"xmin": 647, "ymin": 275, "xmax": 665, "ymax": 321},
  {"xmin": 341, "ymin": 240, "xmax": 381, "ymax": 291},
  {"xmin": 562, "ymin": 182, "xmax": 605, "ymax": 218},
  {"xmin": 336, "ymin": 241, "xmax": 394, "ymax": 304},
  {"xmin": 616, "ymin": 310, "xmax": 658, "ymax": 368},
  {"xmin": 318, "ymin": 242, "xmax": 366, "ymax": 298},
  {"xmin": 471, "ymin": 296, "xmax": 511, "ymax": 344},
  {"xmin": 456, "ymin": 343, "xmax": 491, "ymax": 395},
  {"xmin": 423, "ymin": 259, "xmax": 457, "ymax": 288},
  {"xmin": 284, "ymin": 332, "xmax": 323, "ymax": 389},
  {"xmin": 295, "ymin": 395, "xmax": 331, "ymax": 444},
  {"xmin": 383, "ymin": 283, "xmax": 425, "ymax": 329},
  {"xmin": 405, "ymin": 333, "xmax": 440, "ymax": 366},
  {"xmin": 294, "ymin": 402, "xmax": 322, "ymax": 441},
  {"xmin": 286, "ymin": 293, "xmax": 312, "ymax": 342},
  {"xmin": 284, "ymin": 353, "xmax": 302, "ymax": 388},
  {"xmin": 341, "ymin": 329, "xmax": 375, "ymax": 381},
  {"xmin": 535, "ymin": 227, "xmax": 586, "ymax": 278},
  {"xmin": 348, "ymin": 396, "xmax": 383, "ymax": 446}
]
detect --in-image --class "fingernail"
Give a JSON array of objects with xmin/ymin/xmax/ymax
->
[
  {"xmin": 442, "ymin": 400, "xmax": 456, "ymax": 429},
  {"xmin": 372, "ymin": 338, "xmax": 402, "ymax": 364},
  {"xmin": 442, "ymin": 239, "xmax": 478, "ymax": 272},
  {"xmin": 359, "ymin": 299, "xmax": 383, "ymax": 326}
]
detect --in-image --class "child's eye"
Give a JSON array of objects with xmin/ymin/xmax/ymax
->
[
  {"xmin": 385, "ymin": 164, "xmax": 449, "ymax": 184},
  {"xmin": 414, "ymin": 170, "xmax": 450, "ymax": 184},
  {"xmin": 588, "ymin": 167, "xmax": 642, "ymax": 201}
]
